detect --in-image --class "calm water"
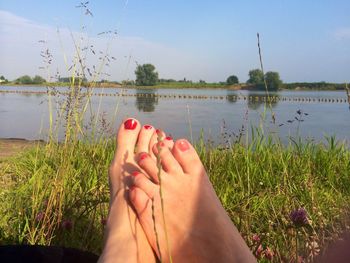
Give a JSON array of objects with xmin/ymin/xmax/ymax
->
[{"xmin": 1, "ymin": 86, "xmax": 349, "ymax": 145}]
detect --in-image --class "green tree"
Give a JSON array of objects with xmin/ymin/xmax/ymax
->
[
  {"xmin": 16, "ymin": 75, "xmax": 33, "ymax": 84},
  {"xmin": 247, "ymin": 69, "xmax": 264, "ymax": 85},
  {"xmin": 32, "ymin": 75, "xmax": 46, "ymax": 84},
  {"xmin": 0, "ymin": 75, "xmax": 8, "ymax": 83},
  {"xmin": 135, "ymin": 64, "xmax": 158, "ymax": 86},
  {"xmin": 226, "ymin": 75, "xmax": 239, "ymax": 85},
  {"xmin": 265, "ymin": 71, "xmax": 282, "ymax": 90}
]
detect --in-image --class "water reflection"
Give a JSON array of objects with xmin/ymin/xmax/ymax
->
[
  {"xmin": 135, "ymin": 89, "xmax": 158, "ymax": 112},
  {"xmin": 226, "ymin": 91, "xmax": 280, "ymax": 110}
]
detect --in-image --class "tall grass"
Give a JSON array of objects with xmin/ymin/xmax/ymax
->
[{"xmin": 1, "ymin": 134, "xmax": 349, "ymax": 262}]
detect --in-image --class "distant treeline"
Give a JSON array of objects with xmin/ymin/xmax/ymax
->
[{"xmin": 283, "ymin": 82, "xmax": 347, "ymax": 90}]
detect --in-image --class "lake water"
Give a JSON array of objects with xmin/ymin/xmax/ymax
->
[{"xmin": 1, "ymin": 86, "xmax": 349, "ymax": 145}]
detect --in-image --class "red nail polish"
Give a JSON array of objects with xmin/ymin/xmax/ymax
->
[
  {"xmin": 124, "ymin": 119, "xmax": 137, "ymax": 130},
  {"xmin": 132, "ymin": 171, "xmax": 139, "ymax": 176},
  {"xmin": 156, "ymin": 129, "xmax": 162, "ymax": 134},
  {"xmin": 178, "ymin": 140, "xmax": 190, "ymax": 152},
  {"xmin": 139, "ymin": 153, "xmax": 148, "ymax": 160},
  {"xmin": 165, "ymin": 136, "xmax": 172, "ymax": 140},
  {"xmin": 144, "ymin": 125, "xmax": 153, "ymax": 130}
]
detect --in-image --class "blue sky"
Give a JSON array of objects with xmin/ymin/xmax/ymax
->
[{"xmin": 0, "ymin": 0, "xmax": 349, "ymax": 82}]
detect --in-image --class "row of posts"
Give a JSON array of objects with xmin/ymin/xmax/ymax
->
[{"xmin": 0, "ymin": 89, "xmax": 349, "ymax": 104}]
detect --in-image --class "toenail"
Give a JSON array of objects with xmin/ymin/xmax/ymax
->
[
  {"xmin": 139, "ymin": 152, "xmax": 149, "ymax": 161},
  {"xmin": 156, "ymin": 129, "xmax": 162, "ymax": 134},
  {"xmin": 124, "ymin": 119, "xmax": 137, "ymax": 130},
  {"xmin": 165, "ymin": 136, "xmax": 172, "ymax": 140},
  {"xmin": 132, "ymin": 171, "xmax": 140, "ymax": 176},
  {"xmin": 178, "ymin": 140, "xmax": 190, "ymax": 152},
  {"xmin": 144, "ymin": 125, "xmax": 153, "ymax": 130}
]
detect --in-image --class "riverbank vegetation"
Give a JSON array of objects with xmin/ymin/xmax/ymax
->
[
  {"xmin": 0, "ymin": 133, "xmax": 349, "ymax": 262},
  {"xmin": 1, "ymin": 70, "xmax": 347, "ymax": 91}
]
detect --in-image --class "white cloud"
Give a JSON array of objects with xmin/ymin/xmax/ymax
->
[
  {"xmin": 334, "ymin": 27, "xmax": 350, "ymax": 40},
  {"xmin": 0, "ymin": 10, "xmax": 199, "ymax": 81}
]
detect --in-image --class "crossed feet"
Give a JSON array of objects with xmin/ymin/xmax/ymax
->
[{"xmin": 99, "ymin": 118, "xmax": 255, "ymax": 263}]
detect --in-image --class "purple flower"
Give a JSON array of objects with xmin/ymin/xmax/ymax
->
[
  {"xmin": 35, "ymin": 212, "xmax": 44, "ymax": 222},
  {"xmin": 290, "ymin": 208, "xmax": 308, "ymax": 227},
  {"xmin": 61, "ymin": 219, "xmax": 73, "ymax": 231},
  {"xmin": 101, "ymin": 218, "xmax": 107, "ymax": 226}
]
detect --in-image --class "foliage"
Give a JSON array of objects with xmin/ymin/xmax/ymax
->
[
  {"xmin": 226, "ymin": 75, "xmax": 239, "ymax": 85},
  {"xmin": 14, "ymin": 75, "xmax": 46, "ymax": 85},
  {"xmin": 15, "ymin": 75, "xmax": 34, "ymax": 85},
  {"xmin": 1, "ymin": 134, "xmax": 350, "ymax": 261},
  {"xmin": 0, "ymin": 75, "xmax": 9, "ymax": 83},
  {"xmin": 265, "ymin": 71, "xmax": 283, "ymax": 90},
  {"xmin": 32, "ymin": 75, "xmax": 46, "ymax": 84},
  {"xmin": 135, "ymin": 64, "xmax": 159, "ymax": 86},
  {"xmin": 283, "ymin": 82, "xmax": 347, "ymax": 90},
  {"xmin": 247, "ymin": 69, "xmax": 264, "ymax": 86}
]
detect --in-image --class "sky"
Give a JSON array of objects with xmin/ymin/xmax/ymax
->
[{"xmin": 0, "ymin": 0, "xmax": 349, "ymax": 83}]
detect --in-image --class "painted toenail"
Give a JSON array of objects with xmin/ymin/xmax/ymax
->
[
  {"xmin": 132, "ymin": 171, "xmax": 140, "ymax": 176},
  {"xmin": 124, "ymin": 119, "xmax": 137, "ymax": 130},
  {"xmin": 165, "ymin": 136, "xmax": 173, "ymax": 140},
  {"xmin": 178, "ymin": 140, "xmax": 190, "ymax": 152},
  {"xmin": 156, "ymin": 129, "xmax": 162, "ymax": 134},
  {"xmin": 144, "ymin": 125, "xmax": 153, "ymax": 130},
  {"xmin": 139, "ymin": 152, "xmax": 149, "ymax": 161}
]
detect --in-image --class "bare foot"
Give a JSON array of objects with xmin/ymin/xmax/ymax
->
[
  {"xmin": 99, "ymin": 119, "xmax": 173, "ymax": 263},
  {"xmin": 129, "ymin": 139, "xmax": 256, "ymax": 262}
]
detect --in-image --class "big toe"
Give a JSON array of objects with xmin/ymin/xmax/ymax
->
[
  {"xmin": 114, "ymin": 118, "xmax": 141, "ymax": 161},
  {"xmin": 172, "ymin": 139, "xmax": 205, "ymax": 175}
]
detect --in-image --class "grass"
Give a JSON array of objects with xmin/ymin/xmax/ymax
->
[{"xmin": 0, "ymin": 134, "xmax": 349, "ymax": 262}]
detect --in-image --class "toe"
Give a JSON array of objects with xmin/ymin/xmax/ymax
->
[
  {"xmin": 149, "ymin": 129, "xmax": 166, "ymax": 159},
  {"xmin": 152, "ymin": 142, "xmax": 182, "ymax": 174},
  {"xmin": 172, "ymin": 139, "xmax": 205, "ymax": 175},
  {"xmin": 164, "ymin": 135, "xmax": 174, "ymax": 149},
  {"xmin": 114, "ymin": 118, "xmax": 141, "ymax": 161},
  {"xmin": 137, "ymin": 152, "xmax": 163, "ymax": 184},
  {"xmin": 132, "ymin": 171, "xmax": 158, "ymax": 198},
  {"xmin": 136, "ymin": 124, "xmax": 155, "ymax": 154}
]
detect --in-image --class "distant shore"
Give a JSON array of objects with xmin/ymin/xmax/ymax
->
[{"xmin": 1, "ymin": 82, "xmax": 348, "ymax": 91}]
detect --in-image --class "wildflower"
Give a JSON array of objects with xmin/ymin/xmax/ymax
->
[
  {"xmin": 252, "ymin": 234, "xmax": 261, "ymax": 243},
  {"xmin": 264, "ymin": 246, "xmax": 274, "ymax": 261},
  {"xmin": 35, "ymin": 211, "xmax": 44, "ymax": 222},
  {"xmin": 101, "ymin": 218, "xmax": 107, "ymax": 226},
  {"xmin": 290, "ymin": 208, "xmax": 308, "ymax": 227},
  {"xmin": 61, "ymin": 219, "xmax": 73, "ymax": 231}
]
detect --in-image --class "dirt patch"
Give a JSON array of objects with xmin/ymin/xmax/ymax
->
[{"xmin": 0, "ymin": 138, "xmax": 44, "ymax": 159}]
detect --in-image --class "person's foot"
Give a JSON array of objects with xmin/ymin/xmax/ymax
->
[
  {"xmin": 99, "ymin": 118, "xmax": 173, "ymax": 263},
  {"xmin": 129, "ymin": 139, "xmax": 256, "ymax": 262}
]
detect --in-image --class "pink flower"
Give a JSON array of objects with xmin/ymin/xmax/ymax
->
[{"xmin": 252, "ymin": 234, "xmax": 261, "ymax": 243}]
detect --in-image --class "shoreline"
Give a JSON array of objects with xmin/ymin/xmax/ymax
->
[
  {"xmin": 1, "ymin": 83, "xmax": 347, "ymax": 91},
  {"xmin": 0, "ymin": 138, "xmax": 44, "ymax": 159}
]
